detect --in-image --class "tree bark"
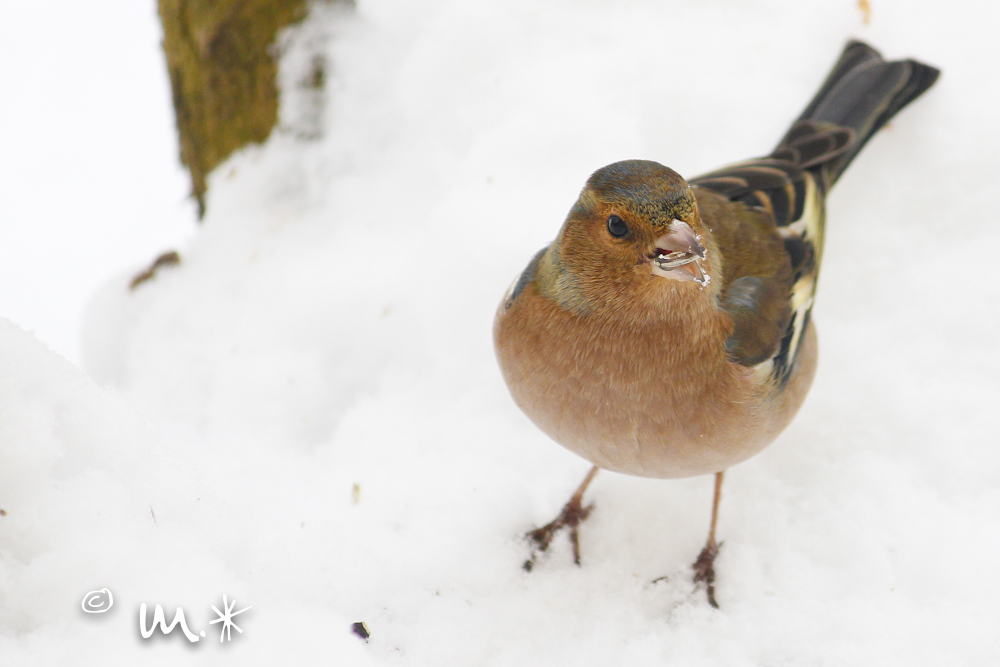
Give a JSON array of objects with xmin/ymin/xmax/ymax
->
[{"xmin": 158, "ymin": 0, "xmax": 308, "ymax": 218}]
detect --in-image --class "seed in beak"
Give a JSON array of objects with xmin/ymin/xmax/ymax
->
[{"xmin": 654, "ymin": 251, "xmax": 698, "ymax": 271}]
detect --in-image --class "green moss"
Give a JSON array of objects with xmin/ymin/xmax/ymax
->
[{"xmin": 158, "ymin": 0, "xmax": 311, "ymax": 218}]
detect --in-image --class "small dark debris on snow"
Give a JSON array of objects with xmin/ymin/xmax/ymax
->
[
  {"xmin": 0, "ymin": 509, "xmax": 6, "ymax": 516},
  {"xmin": 130, "ymin": 251, "xmax": 181, "ymax": 290},
  {"xmin": 351, "ymin": 621, "xmax": 370, "ymax": 642}
]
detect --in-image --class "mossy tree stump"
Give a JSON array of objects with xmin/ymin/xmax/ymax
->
[{"xmin": 158, "ymin": 0, "xmax": 309, "ymax": 218}]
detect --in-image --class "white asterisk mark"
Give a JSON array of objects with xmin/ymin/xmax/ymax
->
[{"xmin": 209, "ymin": 595, "xmax": 252, "ymax": 642}]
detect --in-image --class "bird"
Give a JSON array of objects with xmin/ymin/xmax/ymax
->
[{"xmin": 493, "ymin": 40, "xmax": 939, "ymax": 607}]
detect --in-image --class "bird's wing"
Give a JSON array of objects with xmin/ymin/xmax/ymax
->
[
  {"xmin": 502, "ymin": 246, "xmax": 548, "ymax": 310},
  {"xmin": 701, "ymin": 38, "xmax": 938, "ymax": 382},
  {"xmin": 690, "ymin": 145, "xmax": 828, "ymax": 384}
]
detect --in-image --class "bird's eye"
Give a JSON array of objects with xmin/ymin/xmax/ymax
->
[{"xmin": 607, "ymin": 215, "xmax": 629, "ymax": 238}]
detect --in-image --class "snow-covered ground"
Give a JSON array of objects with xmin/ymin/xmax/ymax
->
[{"xmin": 2, "ymin": 0, "xmax": 999, "ymax": 664}]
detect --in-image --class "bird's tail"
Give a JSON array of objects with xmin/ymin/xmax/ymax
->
[{"xmin": 772, "ymin": 40, "xmax": 939, "ymax": 190}]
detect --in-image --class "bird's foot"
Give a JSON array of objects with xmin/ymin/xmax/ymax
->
[
  {"xmin": 691, "ymin": 541, "xmax": 722, "ymax": 608},
  {"xmin": 522, "ymin": 496, "xmax": 594, "ymax": 571}
]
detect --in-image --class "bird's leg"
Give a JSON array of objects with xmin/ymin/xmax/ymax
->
[
  {"xmin": 692, "ymin": 471, "xmax": 725, "ymax": 608},
  {"xmin": 523, "ymin": 465, "xmax": 600, "ymax": 571}
]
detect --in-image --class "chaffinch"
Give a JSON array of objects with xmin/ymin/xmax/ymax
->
[{"xmin": 494, "ymin": 40, "xmax": 938, "ymax": 607}]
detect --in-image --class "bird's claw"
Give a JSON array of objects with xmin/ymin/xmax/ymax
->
[
  {"xmin": 523, "ymin": 498, "xmax": 594, "ymax": 571},
  {"xmin": 691, "ymin": 541, "xmax": 722, "ymax": 608}
]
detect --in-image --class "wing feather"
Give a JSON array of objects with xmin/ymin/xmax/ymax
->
[{"xmin": 690, "ymin": 131, "xmax": 832, "ymax": 384}]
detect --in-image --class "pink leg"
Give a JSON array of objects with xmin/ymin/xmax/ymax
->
[
  {"xmin": 524, "ymin": 465, "xmax": 600, "ymax": 571},
  {"xmin": 692, "ymin": 471, "xmax": 725, "ymax": 608}
]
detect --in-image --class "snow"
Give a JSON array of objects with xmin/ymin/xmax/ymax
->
[
  {"xmin": 2, "ymin": 0, "xmax": 1000, "ymax": 664},
  {"xmin": 0, "ymin": 0, "xmax": 197, "ymax": 364}
]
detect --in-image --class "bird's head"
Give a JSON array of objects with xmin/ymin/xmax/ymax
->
[{"xmin": 537, "ymin": 160, "xmax": 718, "ymax": 316}]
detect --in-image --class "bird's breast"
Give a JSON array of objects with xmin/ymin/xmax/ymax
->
[{"xmin": 494, "ymin": 285, "xmax": 809, "ymax": 479}]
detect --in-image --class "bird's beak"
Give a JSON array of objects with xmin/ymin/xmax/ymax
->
[{"xmin": 649, "ymin": 220, "xmax": 709, "ymax": 286}]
